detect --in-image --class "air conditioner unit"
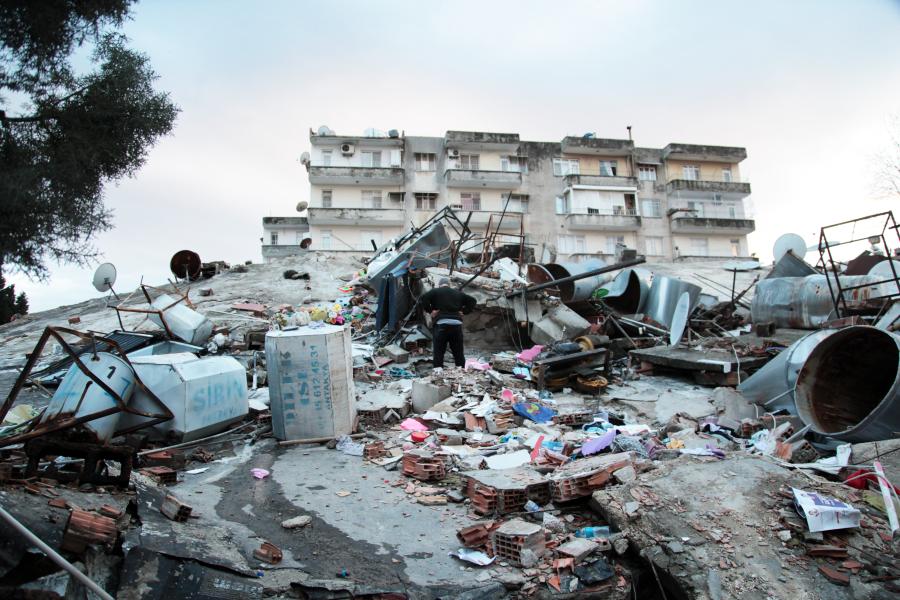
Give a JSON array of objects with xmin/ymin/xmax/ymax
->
[
  {"xmin": 341, "ymin": 143, "xmax": 355, "ymax": 155},
  {"xmin": 448, "ymin": 149, "xmax": 460, "ymax": 159}
]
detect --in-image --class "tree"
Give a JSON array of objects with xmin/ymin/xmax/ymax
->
[
  {"xmin": 875, "ymin": 115, "xmax": 900, "ymax": 200},
  {"xmin": 0, "ymin": 0, "xmax": 178, "ymax": 279},
  {"xmin": 14, "ymin": 290, "xmax": 28, "ymax": 315},
  {"xmin": 0, "ymin": 271, "xmax": 18, "ymax": 323}
]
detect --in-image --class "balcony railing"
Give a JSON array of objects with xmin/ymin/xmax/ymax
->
[
  {"xmin": 566, "ymin": 209, "xmax": 641, "ymax": 231},
  {"xmin": 564, "ymin": 174, "xmax": 638, "ymax": 188},
  {"xmin": 666, "ymin": 179, "xmax": 751, "ymax": 196},
  {"xmin": 670, "ymin": 215, "xmax": 756, "ymax": 235},
  {"xmin": 455, "ymin": 210, "xmax": 523, "ymax": 229},
  {"xmin": 307, "ymin": 207, "xmax": 405, "ymax": 226},
  {"xmin": 444, "ymin": 169, "xmax": 522, "ymax": 189},
  {"xmin": 308, "ymin": 166, "xmax": 404, "ymax": 185}
]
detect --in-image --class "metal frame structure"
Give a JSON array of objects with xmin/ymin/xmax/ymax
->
[
  {"xmin": 111, "ymin": 282, "xmax": 193, "ymax": 338},
  {"xmin": 0, "ymin": 327, "xmax": 174, "ymax": 448},
  {"xmin": 818, "ymin": 211, "xmax": 900, "ymax": 318}
]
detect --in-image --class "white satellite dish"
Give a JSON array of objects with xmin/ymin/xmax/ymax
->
[
  {"xmin": 669, "ymin": 292, "xmax": 691, "ymax": 346},
  {"xmin": 296, "ymin": 200, "xmax": 309, "ymax": 212},
  {"xmin": 92, "ymin": 263, "xmax": 119, "ymax": 300},
  {"xmin": 868, "ymin": 260, "xmax": 900, "ymax": 297},
  {"xmin": 299, "ymin": 152, "xmax": 310, "ymax": 165},
  {"xmin": 773, "ymin": 233, "xmax": 807, "ymax": 262},
  {"xmin": 316, "ymin": 125, "xmax": 334, "ymax": 136}
]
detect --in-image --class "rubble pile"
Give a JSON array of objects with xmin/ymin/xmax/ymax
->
[{"xmin": 0, "ymin": 209, "xmax": 899, "ymax": 598}]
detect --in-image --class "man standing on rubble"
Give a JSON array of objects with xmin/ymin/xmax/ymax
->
[{"xmin": 421, "ymin": 277, "xmax": 476, "ymax": 368}]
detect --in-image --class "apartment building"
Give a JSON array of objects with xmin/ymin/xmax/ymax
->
[{"xmin": 299, "ymin": 128, "xmax": 754, "ymax": 262}]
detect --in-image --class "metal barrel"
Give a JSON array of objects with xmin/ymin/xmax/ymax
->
[
  {"xmin": 737, "ymin": 329, "xmax": 838, "ymax": 413},
  {"xmin": 643, "ymin": 276, "xmax": 702, "ymax": 329},
  {"xmin": 794, "ymin": 325, "xmax": 900, "ymax": 442}
]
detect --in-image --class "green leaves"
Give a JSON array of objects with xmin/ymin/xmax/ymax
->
[{"xmin": 0, "ymin": 1, "xmax": 178, "ymax": 279}]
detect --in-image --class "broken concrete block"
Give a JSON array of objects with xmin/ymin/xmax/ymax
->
[
  {"xmin": 160, "ymin": 494, "xmax": 192, "ymax": 522},
  {"xmin": 529, "ymin": 305, "xmax": 591, "ymax": 346},
  {"xmin": 281, "ymin": 515, "xmax": 312, "ymax": 529},
  {"xmin": 612, "ymin": 466, "xmax": 637, "ymax": 484},
  {"xmin": 411, "ymin": 380, "xmax": 451, "ymax": 413},
  {"xmin": 417, "ymin": 495, "xmax": 448, "ymax": 506},
  {"xmin": 557, "ymin": 538, "xmax": 598, "ymax": 563},
  {"xmin": 382, "ymin": 344, "xmax": 409, "ymax": 364}
]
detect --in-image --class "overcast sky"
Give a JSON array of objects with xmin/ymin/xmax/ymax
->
[{"xmin": 8, "ymin": 0, "xmax": 900, "ymax": 312}]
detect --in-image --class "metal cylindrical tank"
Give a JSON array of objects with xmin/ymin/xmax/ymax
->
[
  {"xmin": 41, "ymin": 352, "xmax": 135, "ymax": 442},
  {"xmin": 528, "ymin": 260, "xmax": 612, "ymax": 303},
  {"xmin": 265, "ymin": 324, "xmax": 356, "ymax": 441},
  {"xmin": 737, "ymin": 329, "xmax": 838, "ymax": 412},
  {"xmin": 794, "ymin": 326, "xmax": 900, "ymax": 442},
  {"xmin": 751, "ymin": 275, "xmax": 885, "ymax": 329},
  {"xmin": 643, "ymin": 276, "xmax": 702, "ymax": 329},
  {"xmin": 149, "ymin": 294, "xmax": 214, "ymax": 346}
]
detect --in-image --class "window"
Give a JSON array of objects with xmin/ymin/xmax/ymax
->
[
  {"xmin": 506, "ymin": 194, "xmax": 528, "ymax": 212},
  {"xmin": 414, "ymin": 153, "xmax": 436, "ymax": 171},
  {"xmin": 361, "ymin": 190, "xmax": 382, "ymax": 208},
  {"xmin": 641, "ymin": 199, "xmax": 661, "ymax": 218},
  {"xmin": 320, "ymin": 230, "xmax": 332, "ymax": 250},
  {"xmin": 683, "ymin": 165, "xmax": 700, "ymax": 181},
  {"xmin": 599, "ymin": 160, "xmax": 618, "ymax": 176},
  {"xmin": 731, "ymin": 238, "xmax": 741, "ymax": 257},
  {"xmin": 645, "ymin": 236, "xmax": 664, "ymax": 256},
  {"xmin": 606, "ymin": 235, "xmax": 625, "ymax": 255},
  {"xmin": 458, "ymin": 154, "xmax": 480, "ymax": 170},
  {"xmin": 270, "ymin": 232, "xmax": 278, "ymax": 245},
  {"xmin": 501, "ymin": 156, "xmax": 528, "ymax": 173},
  {"xmin": 321, "ymin": 189, "xmax": 332, "ymax": 208},
  {"xmin": 722, "ymin": 168, "xmax": 733, "ymax": 182},
  {"xmin": 415, "ymin": 193, "xmax": 437, "ymax": 210},
  {"xmin": 587, "ymin": 207, "xmax": 600, "ymax": 215},
  {"xmin": 558, "ymin": 234, "xmax": 586, "ymax": 254},
  {"xmin": 687, "ymin": 201, "xmax": 703, "ymax": 216},
  {"xmin": 321, "ymin": 150, "xmax": 332, "ymax": 166},
  {"xmin": 388, "ymin": 192, "xmax": 404, "ymax": 203},
  {"xmin": 638, "ymin": 165, "xmax": 657, "ymax": 181},
  {"xmin": 552, "ymin": 158, "xmax": 580, "ymax": 176},
  {"xmin": 458, "ymin": 192, "xmax": 481, "ymax": 211},
  {"xmin": 361, "ymin": 151, "xmax": 382, "ymax": 167},
  {"xmin": 555, "ymin": 195, "xmax": 569, "ymax": 214},
  {"xmin": 690, "ymin": 237, "xmax": 709, "ymax": 256}
]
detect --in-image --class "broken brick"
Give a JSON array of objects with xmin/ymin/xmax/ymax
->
[
  {"xmin": 818, "ymin": 565, "xmax": 849, "ymax": 586},
  {"xmin": 61, "ymin": 509, "xmax": 117, "ymax": 554},
  {"xmin": 160, "ymin": 494, "xmax": 192, "ymax": 522},
  {"xmin": 253, "ymin": 541, "xmax": 283, "ymax": 564}
]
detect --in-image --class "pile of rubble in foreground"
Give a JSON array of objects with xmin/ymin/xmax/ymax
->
[{"xmin": 0, "ymin": 210, "xmax": 899, "ymax": 599}]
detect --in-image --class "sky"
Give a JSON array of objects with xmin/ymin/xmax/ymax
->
[{"xmin": 7, "ymin": 0, "xmax": 900, "ymax": 312}]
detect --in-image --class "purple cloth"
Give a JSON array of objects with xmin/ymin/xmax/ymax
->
[{"xmin": 581, "ymin": 429, "xmax": 617, "ymax": 456}]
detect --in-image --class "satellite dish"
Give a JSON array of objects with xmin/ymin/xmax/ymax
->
[
  {"xmin": 388, "ymin": 129, "xmax": 400, "ymax": 138},
  {"xmin": 299, "ymin": 152, "xmax": 310, "ymax": 165},
  {"xmin": 773, "ymin": 233, "xmax": 807, "ymax": 262},
  {"xmin": 669, "ymin": 292, "xmax": 691, "ymax": 346},
  {"xmin": 316, "ymin": 125, "xmax": 334, "ymax": 136},
  {"xmin": 170, "ymin": 250, "xmax": 202, "ymax": 280},
  {"xmin": 868, "ymin": 260, "xmax": 900, "ymax": 297},
  {"xmin": 92, "ymin": 263, "xmax": 118, "ymax": 293},
  {"xmin": 296, "ymin": 200, "xmax": 309, "ymax": 212},
  {"xmin": 723, "ymin": 260, "xmax": 761, "ymax": 272}
]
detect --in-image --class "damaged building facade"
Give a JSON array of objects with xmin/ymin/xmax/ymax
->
[{"xmin": 296, "ymin": 127, "xmax": 754, "ymax": 260}]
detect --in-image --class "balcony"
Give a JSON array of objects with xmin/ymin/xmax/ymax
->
[
  {"xmin": 307, "ymin": 207, "xmax": 406, "ymax": 226},
  {"xmin": 444, "ymin": 169, "xmax": 522, "ymax": 189},
  {"xmin": 445, "ymin": 130, "xmax": 520, "ymax": 152},
  {"xmin": 456, "ymin": 210, "xmax": 523, "ymax": 230},
  {"xmin": 662, "ymin": 143, "xmax": 747, "ymax": 162},
  {"xmin": 666, "ymin": 179, "xmax": 751, "ymax": 196},
  {"xmin": 565, "ymin": 174, "xmax": 638, "ymax": 189},
  {"xmin": 308, "ymin": 166, "xmax": 404, "ymax": 186},
  {"xmin": 566, "ymin": 211, "xmax": 642, "ymax": 232},
  {"xmin": 561, "ymin": 136, "xmax": 634, "ymax": 156},
  {"xmin": 671, "ymin": 217, "xmax": 756, "ymax": 235}
]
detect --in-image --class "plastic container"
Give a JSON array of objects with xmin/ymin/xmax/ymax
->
[{"xmin": 575, "ymin": 526, "xmax": 611, "ymax": 539}]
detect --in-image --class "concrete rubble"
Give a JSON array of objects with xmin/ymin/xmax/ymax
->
[{"xmin": 0, "ymin": 209, "xmax": 899, "ymax": 598}]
